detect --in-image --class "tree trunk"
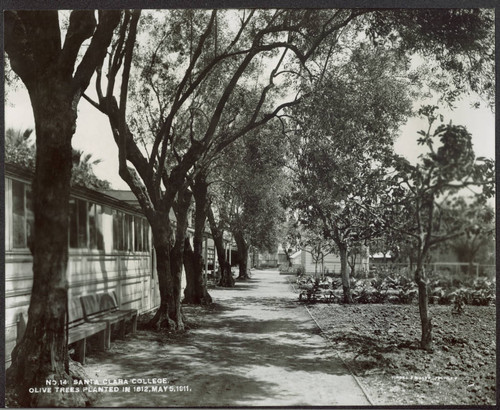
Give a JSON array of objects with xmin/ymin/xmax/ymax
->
[
  {"xmin": 183, "ymin": 237, "xmax": 212, "ymax": 304},
  {"xmin": 207, "ymin": 206, "xmax": 234, "ymax": 287},
  {"xmin": 4, "ymin": 10, "xmax": 121, "ymax": 406},
  {"xmin": 234, "ymin": 230, "xmax": 250, "ymax": 279},
  {"xmin": 148, "ymin": 192, "xmax": 190, "ymax": 332},
  {"xmin": 415, "ymin": 262, "xmax": 433, "ymax": 350},
  {"xmin": 6, "ymin": 84, "xmax": 91, "ymax": 407},
  {"xmin": 252, "ymin": 248, "xmax": 259, "ymax": 269},
  {"xmin": 184, "ymin": 174, "xmax": 212, "ymax": 304},
  {"xmin": 169, "ymin": 235, "xmax": 185, "ymax": 331},
  {"xmin": 148, "ymin": 220, "xmax": 179, "ymax": 330},
  {"xmin": 215, "ymin": 239, "xmax": 234, "ymax": 287},
  {"xmin": 348, "ymin": 252, "xmax": 357, "ymax": 278},
  {"xmin": 339, "ymin": 243, "xmax": 353, "ymax": 303},
  {"xmin": 283, "ymin": 246, "xmax": 293, "ymax": 268}
]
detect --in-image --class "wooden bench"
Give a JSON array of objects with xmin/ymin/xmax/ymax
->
[
  {"xmin": 80, "ymin": 291, "xmax": 138, "ymax": 349},
  {"xmin": 68, "ymin": 298, "xmax": 107, "ymax": 364}
]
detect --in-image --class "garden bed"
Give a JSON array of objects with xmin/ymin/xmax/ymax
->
[
  {"xmin": 306, "ymin": 303, "xmax": 496, "ymax": 406},
  {"xmin": 295, "ymin": 274, "xmax": 495, "ymax": 307}
]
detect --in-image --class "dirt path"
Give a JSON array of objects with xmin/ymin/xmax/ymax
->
[{"xmin": 84, "ymin": 269, "xmax": 371, "ymax": 407}]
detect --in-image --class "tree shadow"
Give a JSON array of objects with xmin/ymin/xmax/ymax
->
[
  {"xmin": 86, "ymin": 302, "xmax": 362, "ymax": 406},
  {"xmin": 84, "ymin": 271, "xmax": 371, "ymax": 406}
]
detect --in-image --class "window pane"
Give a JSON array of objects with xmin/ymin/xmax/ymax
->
[
  {"xmin": 123, "ymin": 214, "xmax": 129, "ymax": 251},
  {"xmin": 134, "ymin": 216, "xmax": 142, "ymax": 251},
  {"xmin": 127, "ymin": 215, "xmax": 133, "ymax": 251},
  {"xmin": 143, "ymin": 220, "xmax": 149, "ymax": 252},
  {"xmin": 78, "ymin": 199, "xmax": 87, "ymax": 248},
  {"xmin": 118, "ymin": 212, "xmax": 124, "ymax": 250},
  {"xmin": 113, "ymin": 210, "xmax": 118, "ymax": 250},
  {"xmin": 69, "ymin": 199, "xmax": 78, "ymax": 248},
  {"xmin": 12, "ymin": 180, "xmax": 26, "ymax": 248},
  {"xmin": 88, "ymin": 203, "xmax": 96, "ymax": 249},
  {"xmin": 96, "ymin": 205, "xmax": 104, "ymax": 250},
  {"xmin": 25, "ymin": 186, "xmax": 34, "ymax": 250}
]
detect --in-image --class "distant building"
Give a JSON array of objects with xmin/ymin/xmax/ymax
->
[{"xmin": 276, "ymin": 244, "xmax": 369, "ymax": 276}]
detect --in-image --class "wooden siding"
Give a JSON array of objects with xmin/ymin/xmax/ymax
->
[
  {"xmin": 4, "ymin": 164, "xmax": 221, "ymax": 366},
  {"xmin": 5, "ymin": 249, "xmax": 152, "ymax": 366},
  {"xmin": 4, "ymin": 168, "xmax": 156, "ymax": 365}
]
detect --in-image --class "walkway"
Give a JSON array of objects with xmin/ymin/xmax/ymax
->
[{"xmin": 84, "ymin": 269, "xmax": 370, "ymax": 407}]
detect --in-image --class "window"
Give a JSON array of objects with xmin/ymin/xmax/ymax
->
[
  {"xmin": 69, "ymin": 199, "xmax": 78, "ymax": 248},
  {"xmin": 143, "ymin": 220, "xmax": 150, "ymax": 251},
  {"xmin": 114, "ymin": 212, "xmax": 149, "ymax": 252},
  {"xmin": 88, "ymin": 203, "xmax": 104, "ymax": 251},
  {"xmin": 126, "ymin": 214, "xmax": 133, "ymax": 251},
  {"xmin": 113, "ymin": 211, "xmax": 132, "ymax": 251},
  {"xmin": 12, "ymin": 180, "xmax": 34, "ymax": 249},
  {"xmin": 78, "ymin": 199, "xmax": 87, "ymax": 247},
  {"xmin": 134, "ymin": 216, "xmax": 143, "ymax": 252},
  {"xmin": 89, "ymin": 203, "xmax": 97, "ymax": 249},
  {"xmin": 96, "ymin": 205, "xmax": 104, "ymax": 250},
  {"xmin": 113, "ymin": 211, "xmax": 124, "ymax": 250},
  {"xmin": 69, "ymin": 198, "xmax": 88, "ymax": 248}
]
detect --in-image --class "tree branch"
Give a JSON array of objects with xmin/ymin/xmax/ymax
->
[
  {"xmin": 60, "ymin": 11, "xmax": 97, "ymax": 78},
  {"xmin": 72, "ymin": 10, "xmax": 122, "ymax": 95}
]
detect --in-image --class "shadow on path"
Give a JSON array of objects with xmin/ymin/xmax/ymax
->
[{"xmin": 85, "ymin": 270, "xmax": 370, "ymax": 407}]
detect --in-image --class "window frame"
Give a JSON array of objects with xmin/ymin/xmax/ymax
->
[{"xmin": 10, "ymin": 179, "xmax": 34, "ymax": 250}]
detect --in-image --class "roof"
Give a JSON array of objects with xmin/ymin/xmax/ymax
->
[
  {"xmin": 102, "ymin": 190, "xmax": 141, "ymax": 205},
  {"xmin": 104, "ymin": 190, "xmax": 176, "ymax": 221}
]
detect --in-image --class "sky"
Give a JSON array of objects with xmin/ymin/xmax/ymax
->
[{"xmin": 5, "ymin": 84, "xmax": 495, "ymax": 191}]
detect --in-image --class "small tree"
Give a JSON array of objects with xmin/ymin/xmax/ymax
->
[
  {"xmin": 301, "ymin": 228, "xmax": 336, "ymax": 277},
  {"xmin": 387, "ymin": 107, "xmax": 495, "ymax": 350}
]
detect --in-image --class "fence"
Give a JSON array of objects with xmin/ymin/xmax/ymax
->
[
  {"xmin": 368, "ymin": 262, "xmax": 496, "ymax": 281},
  {"xmin": 303, "ymin": 262, "xmax": 496, "ymax": 281}
]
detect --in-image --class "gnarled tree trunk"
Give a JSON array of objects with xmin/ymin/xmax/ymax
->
[
  {"xmin": 147, "ymin": 187, "xmax": 192, "ymax": 331},
  {"xmin": 149, "ymin": 218, "xmax": 180, "ymax": 330},
  {"xmin": 184, "ymin": 174, "xmax": 212, "ymax": 304},
  {"xmin": 234, "ymin": 230, "xmax": 250, "ymax": 279},
  {"xmin": 183, "ymin": 237, "xmax": 211, "ymax": 304},
  {"xmin": 207, "ymin": 205, "xmax": 234, "ymax": 287},
  {"xmin": 6, "ymin": 85, "xmax": 80, "ymax": 407},
  {"xmin": 4, "ymin": 10, "xmax": 120, "ymax": 406}
]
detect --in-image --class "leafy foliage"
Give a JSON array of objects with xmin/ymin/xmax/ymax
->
[
  {"xmin": 5, "ymin": 128, "xmax": 111, "ymax": 190},
  {"xmin": 4, "ymin": 128, "xmax": 36, "ymax": 169},
  {"xmin": 209, "ymin": 125, "xmax": 288, "ymax": 256},
  {"xmin": 288, "ymin": 43, "xmax": 414, "ymax": 301},
  {"xmin": 363, "ymin": 9, "xmax": 495, "ymax": 107}
]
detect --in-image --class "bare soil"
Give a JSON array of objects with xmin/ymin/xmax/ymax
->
[{"xmin": 306, "ymin": 302, "xmax": 496, "ymax": 406}]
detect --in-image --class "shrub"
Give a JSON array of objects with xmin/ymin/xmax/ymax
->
[{"xmin": 295, "ymin": 266, "xmax": 305, "ymax": 276}]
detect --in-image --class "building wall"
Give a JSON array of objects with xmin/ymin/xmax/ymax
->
[
  {"xmin": 5, "ymin": 165, "xmax": 234, "ymax": 366},
  {"xmin": 4, "ymin": 171, "xmax": 155, "ymax": 366},
  {"xmin": 302, "ymin": 248, "xmax": 369, "ymax": 276}
]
